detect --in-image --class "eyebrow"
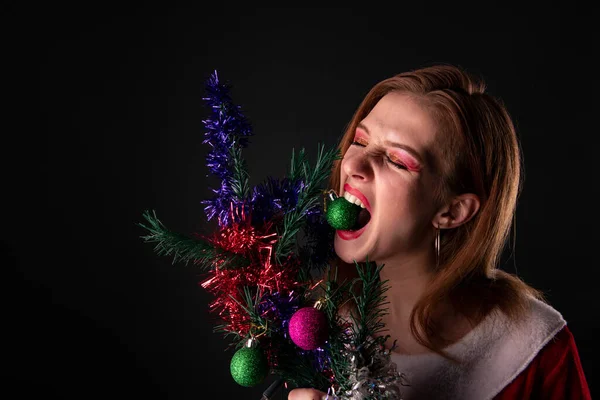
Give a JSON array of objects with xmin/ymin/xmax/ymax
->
[{"xmin": 356, "ymin": 122, "xmax": 425, "ymax": 165}]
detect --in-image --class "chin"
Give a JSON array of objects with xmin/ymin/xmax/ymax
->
[
  {"xmin": 337, "ymin": 253, "xmax": 362, "ymax": 265},
  {"xmin": 334, "ymin": 239, "xmax": 368, "ymax": 265}
]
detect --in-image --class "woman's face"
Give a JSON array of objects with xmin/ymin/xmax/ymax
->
[{"xmin": 334, "ymin": 92, "xmax": 443, "ymax": 265}]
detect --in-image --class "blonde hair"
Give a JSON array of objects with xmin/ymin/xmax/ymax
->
[{"xmin": 330, "ymin": 65, "xmax": 546, "ymax": 362}]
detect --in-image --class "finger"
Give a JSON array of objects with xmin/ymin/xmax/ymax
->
[{"xmin": 288, "ymin": 387, "xmax": 327, "ymax": 400}]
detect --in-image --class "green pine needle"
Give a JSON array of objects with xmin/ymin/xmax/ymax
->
[
  {"xmin": 350, "ymin": 259, "xmax": 392, "ymax": 349},
  {"xmin": 229, "ymin": 144, "xmax": 251, "ymax": 200},
  {"xmin": 288, "ymin": 147, "xmax": 306, "ymax": 182},
  {"xmin": 275, "ymin": 143, "xmax": 341, "ymax": 262},
  {"xmin": 138, "ymin": 210, "xmax": 249, "ymax": 270}
]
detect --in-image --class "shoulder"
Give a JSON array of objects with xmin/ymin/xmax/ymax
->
[
  {"xmin": 494, "ymin": 295, "xmax": 567, "ymax": 380},
  {"xmin": 459, "ymin": 295, "xmax": 567, "ymax": 399},
  {"xmin": 537, "ymin": 324, "xmax": 576, "ymax": 366},
  {"xmin": 466, "ymin": 294, "xmax": 566, "ymax": 361},
  {"xmin": 507, "ymin": 295, "xmax": 566, "ymax": 348},
  {"xmin": 494, "ymin": 320, "xmax": 592, "ymax": 399}
]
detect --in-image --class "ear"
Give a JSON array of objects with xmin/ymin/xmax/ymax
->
[{"xmin": 432, "ymin": 193, "xmax": 480, "ymax": 229}]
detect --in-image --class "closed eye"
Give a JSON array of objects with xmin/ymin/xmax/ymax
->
[
  {"xmin": 351, "ymin": 141, "xmax": 407, "ymax": 170},
  {"xmin": 387, "ymin": 157, "xmax": 407, "ymax": 170}
]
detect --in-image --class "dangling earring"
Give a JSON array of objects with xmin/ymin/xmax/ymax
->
[{"xmin": 435, "ymin": 223, "xmax": 441, "ymax": 269}]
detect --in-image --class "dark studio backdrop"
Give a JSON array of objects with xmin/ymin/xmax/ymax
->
[{"xmin": 4, "ymin": 4, "xmax": 597, "ymax": 399}]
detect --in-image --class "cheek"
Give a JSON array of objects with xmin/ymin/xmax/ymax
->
[
  {"xmin": 413, "ymin": 177, "xmax": 437, "ymax": 209},
  {"xmin": 378, "ymin": 178, "xmax": 425, "ymax": 220},
  {"xmin": 379, "ymin": 175, "xmax": 411, "ymax": 203}
]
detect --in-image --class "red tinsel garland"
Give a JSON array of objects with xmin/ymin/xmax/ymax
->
[{"xmin": 198, "ymin": 205, "xmax": 301, "ymax": 337}]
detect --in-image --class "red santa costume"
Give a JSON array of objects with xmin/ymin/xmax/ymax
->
[{"xmin": 390, "ymin": 296, "xmax": 591, "ymax": 399}]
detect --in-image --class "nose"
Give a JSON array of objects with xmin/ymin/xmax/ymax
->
[{"xmin": 342, "ymin": 149, "xmax": 374, "ymax": 182}]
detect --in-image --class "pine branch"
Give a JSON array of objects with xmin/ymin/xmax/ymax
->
[
  {"xmin": 270, "ymin": 346, "xmax": 332, "ymax": 390},
  {"xmin": 138, "ymin": 210, "xmax": 250, "ymax": 270},
  {"xmin": 288, "ymin": 147, "xmax": 306, "ymax": 182},
  {"xmin": 319, "ymin": 267, "xmax": 356, "ymax": 393},
  {"xmin": 350, "ymin": 260, "xmax": 391, "ymax": 350},
  {"xmin": 275, "ymin": 143, "xmax": 341, "ymax": 262},
  {"xmin": 213, "ymin": 285, "xmax": 270, "ymax": 344},
  {"xmin": 242, "ymin": 286, "xmax": 268, "ymax": 335},
  {"xmin": 213, "ymin": 324, "xmax": 243, "ymax": 342},
  {"xmin": 229, "ymin": 144, "xmax": 250, "ymax": 200}
]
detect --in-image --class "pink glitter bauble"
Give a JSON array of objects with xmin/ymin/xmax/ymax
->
[{"xmin": 288, "ymin": 307, "xmax": 329, "ymax": 350}]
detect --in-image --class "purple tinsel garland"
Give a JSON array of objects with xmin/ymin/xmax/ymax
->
[
  {"xmin": 200, "ymin": 70, "xmax": 323, "ymax": 230},
  {"xmin": 200, "ymin": 70, "xmax": 253, "ymax": 227}
]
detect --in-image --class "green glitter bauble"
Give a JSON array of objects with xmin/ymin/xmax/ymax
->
[
  {"xmin": 326, "ymin": 197, "xmax": 361, "ymax": 230},
  {"xmin": 229, "ymin": 346, "xmax": 269, "ymax": 387}
]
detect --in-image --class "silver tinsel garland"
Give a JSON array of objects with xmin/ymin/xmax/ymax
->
[{"xmin": 326, "ymin": 341, "xmax": 410, "ymax": 400}]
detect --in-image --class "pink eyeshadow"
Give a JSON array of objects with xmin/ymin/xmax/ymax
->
[
  {"xmin": 389, "ymin": 150, "xmax": 421, "ymax": 172},
  {"xmin": 354, "ymin": 130, "xmax": 368, "ymax": 143}
]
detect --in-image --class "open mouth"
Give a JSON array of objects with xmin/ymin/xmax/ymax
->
[
  {"xmin": 338, "ymin": 184, "xmax": 372, "ymax": 239},
  {"xmin": 341, "ymin": 189, "xmax": 371, "ymax": 228},
  {"xmin": 354, "ymin": 208, "xmax": 371, "ymax": 230},
  {"xmin": 337, "ymin": 207, "xmax": 371, "ymax": 240}
]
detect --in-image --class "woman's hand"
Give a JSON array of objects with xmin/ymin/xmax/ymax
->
[{"xmin": 288, "ymin": 388, "xmax": 328, "ymax": 400}]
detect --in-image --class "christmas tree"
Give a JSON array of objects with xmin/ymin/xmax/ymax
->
[{"xmin": 138, "ymin": 71, "xmax": 407, "ymax": 399}]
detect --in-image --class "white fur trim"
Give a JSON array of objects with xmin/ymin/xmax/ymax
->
[{"xmin": 390, "ymin": 296, "xmax": 566, "ymax": 400}]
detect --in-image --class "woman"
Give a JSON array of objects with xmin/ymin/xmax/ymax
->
[{"xmin": 289, "ymin": 65, "xmax": 591, "ymax": 399}]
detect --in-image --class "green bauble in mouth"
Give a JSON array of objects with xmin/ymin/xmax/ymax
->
[{"xmin": 326, "ymin": 196, "xmax": 365, "ymax": 230}]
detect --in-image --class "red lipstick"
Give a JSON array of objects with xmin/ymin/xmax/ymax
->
[{"xmin": 336, "ymin": 224, "xmax": 368, "ymax": 240}]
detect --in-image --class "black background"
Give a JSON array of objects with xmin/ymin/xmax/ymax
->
[{"xmin": 4, "ymin": 4, "xmax": 597, "ymax": 399}]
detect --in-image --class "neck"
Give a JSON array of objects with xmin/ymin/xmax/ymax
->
[
  {"xmin": 375, "ymin": 251, "xmax": 438, "ymax": 353},
  {"xmin": 378, "ymin": 251, "xmax": 435, "ymax": 315}
]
